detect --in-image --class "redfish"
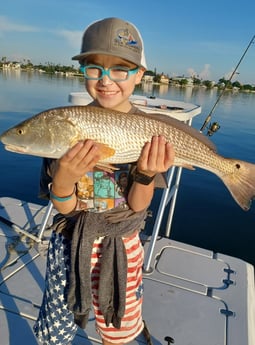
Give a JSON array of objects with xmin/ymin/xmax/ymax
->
[{"xmin": 1, "ymin": 105, "xmax": 255, "ymax": 210}]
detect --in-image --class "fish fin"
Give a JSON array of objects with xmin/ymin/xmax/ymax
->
[
  {"xmin": 95, "ymin": 142, "xmax": 115, "ymax": 160},
  {"xmin": 95, "ymin": 163, "xmax": 119, "ymax": 173},
  {"xmin": 69, "ymin": 139, "xmax": 115, "ymax": 160},
  {"xmin": 174, "ymin": 160, "xmax": 196, "ymax": 170},
  {"xmin": 69, "ymin": 138, "xmax": 116, "ymax": 171},
  {"xmin": 181, "ymin": 164, "xmax": 196, "ymax": 170},
  {"xmin": 220, "ymin": 159, "xmax": 255, "ymax": 211}
]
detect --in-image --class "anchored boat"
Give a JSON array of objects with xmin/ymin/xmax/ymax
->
[{"xmin": 0, "ymin": 93, "xmax": 254, "ymax": 345}]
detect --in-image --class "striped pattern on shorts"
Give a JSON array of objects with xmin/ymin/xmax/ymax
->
[
  {"xmin": 33, "ymin": 231, "xmax": 144, "ymax": 345},
  {"xmin": 91, "ymin": 231, "xmax": 144, "ymax": 344}
]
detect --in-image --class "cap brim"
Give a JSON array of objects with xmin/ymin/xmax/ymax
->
[{"xmin": 72, "ymin": 51, "xmax": 146, "ymax": 69}]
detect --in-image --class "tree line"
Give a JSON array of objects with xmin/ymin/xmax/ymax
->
[{"xmin": 1, "ymin": 58, "xmax": 255, "ymax": 91}]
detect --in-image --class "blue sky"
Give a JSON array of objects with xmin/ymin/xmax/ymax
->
[{"xmin": 1, "ymin": 0, "xmax": 255, "ymax": 83}]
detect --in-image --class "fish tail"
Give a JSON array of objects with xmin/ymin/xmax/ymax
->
[{"xmin": 221, "ymin": 159, "xmax": 255, "ymax": 211}]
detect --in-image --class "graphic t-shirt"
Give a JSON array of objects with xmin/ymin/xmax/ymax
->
[{"xmin": 76, "ymin": 164, "xmax": 130, "ymax": 212}]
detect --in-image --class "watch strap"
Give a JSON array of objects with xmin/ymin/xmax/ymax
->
[{"xmin": 133, "ymin": 169, "xmax": 155, "ymax": 185}]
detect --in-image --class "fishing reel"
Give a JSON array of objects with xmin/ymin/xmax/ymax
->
[{"xmin": 207, "ymin": 122, "xmax": 220, "ymax": 136}]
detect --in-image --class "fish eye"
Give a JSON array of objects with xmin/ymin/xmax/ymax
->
[{"xmin": 16, "ymin": 128, "xmax": 24, "ymax": 135}]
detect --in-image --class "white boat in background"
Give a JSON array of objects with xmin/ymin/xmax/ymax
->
[{"xmin": 0, "ymin": 93, "xmax": 254, "ymax": 345}]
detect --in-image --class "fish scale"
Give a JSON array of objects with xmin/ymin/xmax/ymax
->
[
  {"xmin": 71, "ymin": 107, "xmax": 211, "ymax": 165},
  {"xmin": 1, "ymin": 105, "xmax": 255, "ymax": 210}
]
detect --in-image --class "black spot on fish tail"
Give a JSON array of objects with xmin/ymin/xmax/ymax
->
[{"xmin": 221, "ymin": 159, "xmax": 255, "ymax": 211}]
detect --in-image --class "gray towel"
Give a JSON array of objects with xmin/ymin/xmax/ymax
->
[{"xmin": 53, "ymin": 206, "xmax": 147, "ymax": 329}]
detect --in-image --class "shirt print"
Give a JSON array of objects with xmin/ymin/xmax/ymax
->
[{"xmin": 76, "ymin": 164, "xmax": 130, "ymax": 212}]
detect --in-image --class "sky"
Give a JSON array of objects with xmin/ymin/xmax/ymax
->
[{"xmin": 1, "ymin": 0, "xmax": 255, "ymax": 84}]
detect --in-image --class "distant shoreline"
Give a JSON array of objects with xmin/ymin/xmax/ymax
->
[{"xmin": 1, "ymin": 66, "xmax": 255, "ymax": 94}]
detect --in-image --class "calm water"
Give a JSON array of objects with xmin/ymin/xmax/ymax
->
[{"xmin": 0, "ymin": 70, "xmax": 255, "ymax": 267}]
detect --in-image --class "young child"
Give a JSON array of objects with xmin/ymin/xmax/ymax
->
[{"xmin": 34, "ymin": 17, "xmax": 175, "ymax": 345}]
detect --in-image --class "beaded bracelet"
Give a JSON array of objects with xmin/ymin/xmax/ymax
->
[{"xmin": 49, "ymin": 184, "xmax": 76, "ymax": 202}]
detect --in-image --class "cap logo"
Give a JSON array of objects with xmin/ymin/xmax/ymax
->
[
  {"xmin": 117, "ymin": 29, "xmax": 137, "ymax": 46},
  {"xmin": 113, "ymin": 28, "xmax": 140, "ymax": 55}
]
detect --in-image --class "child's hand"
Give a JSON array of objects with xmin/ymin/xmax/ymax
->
[
  {"xmin": 53, "ymin": 140, "xmax": 101, "ymax": 190},
  {"xmin": 137, "ymin": 135, "xmax": 175, "ymax": 176}
]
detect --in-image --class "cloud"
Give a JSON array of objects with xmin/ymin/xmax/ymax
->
[
  {"xmin": 0, "ymin": 15, "xmax": 39, "ymax": 33},
  {"xmin": 224, "ymin": 68, "xmax": 239, "ymax": 81},
  {"xmin": 187, "ymin": 68, "xmax": 197, "ymax": 77},
  {"xmin": 0, "ymin": 15, "xmax": 82, "ymax": 49},
  {"xmin": 187, "ymin": 64, "xmax": 211, "ymax": 80},
  {"xmin": 199, "ymin": 64, "xmax": 211, "ymax": 80},
  {"xmin": 54, "ymin": 29, "xmax": 83, "ymax": 49}
]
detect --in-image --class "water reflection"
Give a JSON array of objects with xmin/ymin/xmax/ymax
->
[{"xmin": 1, "ymin": 68, "xmax": 22, "ymax": 79}]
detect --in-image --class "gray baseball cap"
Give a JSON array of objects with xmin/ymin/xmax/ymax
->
[{"xmin": 72, "ymin": 17, "xmax": 147, "ymax": 69}]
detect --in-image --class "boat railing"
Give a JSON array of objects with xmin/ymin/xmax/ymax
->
[{"xmin": 143, "ymin": 117, "xmax": 192, "ymax": 273}]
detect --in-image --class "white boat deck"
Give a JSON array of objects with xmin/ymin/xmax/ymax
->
[{"xmin": 0, "ymin": 197, "xmax": 254, "ymax": 345}]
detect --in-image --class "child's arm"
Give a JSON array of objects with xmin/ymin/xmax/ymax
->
[{"xmin": 50, "ymin": 140, "xmax": 101, "ymax": 214}]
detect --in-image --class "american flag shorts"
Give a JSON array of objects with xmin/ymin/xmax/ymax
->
[{"xmin": 33, "ymin": 230, "xmax": 144, "ymax": 344}]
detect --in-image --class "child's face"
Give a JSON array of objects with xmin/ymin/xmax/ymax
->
[{"xmin": 84, "ymin": 54, "xmax": 144, "ymax": 112}]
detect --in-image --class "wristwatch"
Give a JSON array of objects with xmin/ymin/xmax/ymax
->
[{"xmin": 133, "ymin": 168, "xmax": 155, "ymax": 185}]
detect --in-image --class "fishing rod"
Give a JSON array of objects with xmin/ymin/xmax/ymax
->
[{"xmin": 200, "ymin": 34, "xmax": 255, "ymax": 135}]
